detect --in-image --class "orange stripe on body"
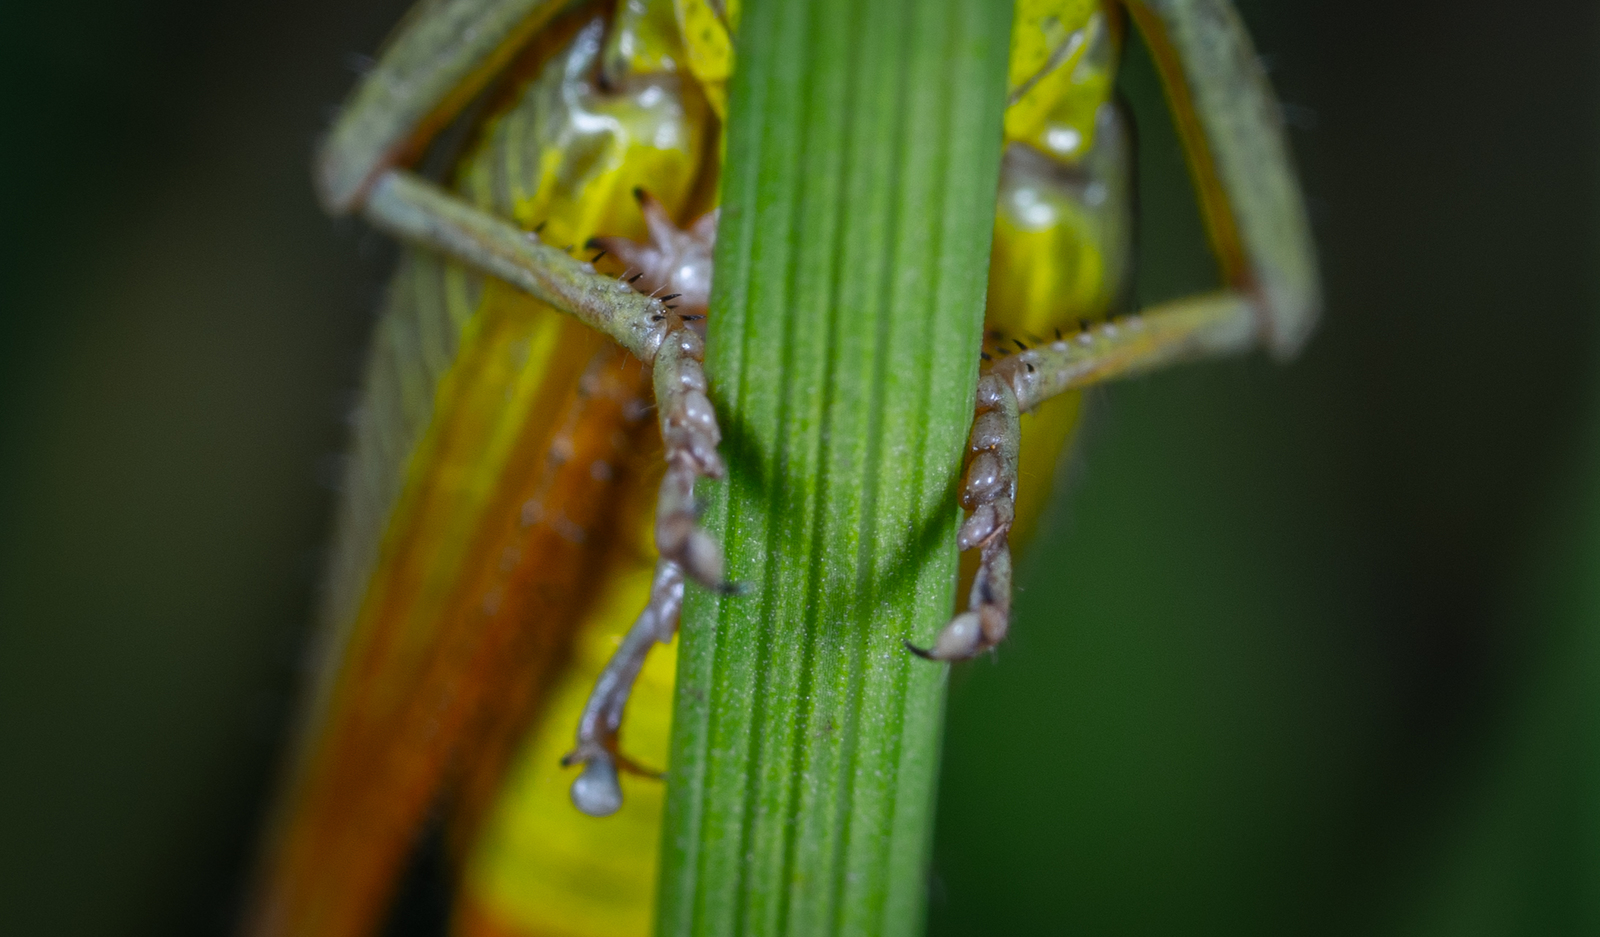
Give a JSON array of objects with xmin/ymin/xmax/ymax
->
[{"xmin": 250, "ymin": 317, "xmax": 653, "ymax": 937}]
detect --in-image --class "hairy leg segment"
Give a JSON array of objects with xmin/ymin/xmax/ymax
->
[{"xmin": 362, "ymin": 170, "xmax": 728, "ymax": 814}]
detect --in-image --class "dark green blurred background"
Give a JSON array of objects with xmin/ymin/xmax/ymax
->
[{"xmin": 1, "ymin": 2, "xmax": 1595, "ymax": 935}]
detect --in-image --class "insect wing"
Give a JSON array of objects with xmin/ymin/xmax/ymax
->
[{"xmin": 250, "ymin": 13, "xmax": 711, "ymax": 937}]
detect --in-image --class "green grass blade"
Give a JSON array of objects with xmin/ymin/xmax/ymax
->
[{"xmin": 656, "ymin": 0, "xmax": 1013, "ymax": 934}]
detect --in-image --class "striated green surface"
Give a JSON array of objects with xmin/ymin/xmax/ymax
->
[{"xmin": 655, "ymin": 0, "xmax": 1012, "ymax": 934}]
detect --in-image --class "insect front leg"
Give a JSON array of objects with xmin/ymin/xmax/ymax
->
[
  {"xmin": 564, "ymin": 560, "xmax": 683, "ymax": 816},
  {"xmin": 590, "ymin": 188, "xmax": 726, "ymax": 588},
  {"xmin": 333, "ymin": 0, "xmax": 736, "ymax": 593},
  {"xmin": 921, "ymin": 0, "xmax": 1319, "ymax": 661},
  {"xmin": 361, "ymin": 171, "xmax": 739, "ymax": 585},
  {"xmin": 366, "ymin": 173, "xmax": 735, "ymax": 811},
  {"xmin": 909, "ymin": 375, "xmax": 1022, "ymax": 660},
  {"xmin": 363, "ymin": 171, "xmax": 678, "ymax": 363},
  {"xmin": 564, "ymin": 198, "xmax": 727, "ymax": 815},
  {"xmin": 919, "ymin": 293, "xmax": 1261, "ymax": 660}
]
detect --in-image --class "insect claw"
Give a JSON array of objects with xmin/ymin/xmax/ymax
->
[
  {"xmin": 660, "ymin": 293, "xmax": 681, "ymax": 301},
  {"xmin": 919, "ymin": 612, "xmax": 986, "ymax": 661},
  {"xmin": 903, "ymin": 639, "xmax": 939, "ymax": 660},
  {"xmin": 612, "ymin": 751, "xmax": 664, "ymax": 779},
  {"xmin": 629, "ymin": 273, "xmax": 645, "ymax": 283}
]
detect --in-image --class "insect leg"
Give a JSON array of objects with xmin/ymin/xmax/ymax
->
[
  {"xmin": 994, "ymin": 291, "xmax": 1257, "ymax": 410},
  {"xmin": 920, "ymin": 0, "xmax": 1320, "ymax": 661},
  {"xmin": 914, "ymin": 291, "xmax": 1257, "ymax": 660},
  {"xmin": 363, "ymin": 170, "xmax": 676, "ymax": 363},
  {"xmin": 558, "ymin": 301, "xmax": 729, "ymax": 811},
  {"xmin": 560, "ymin": 197, "xmax": 728, "ymax": 814},
  {"xmin": 1121, "ymin": 0, "xmax": 1321, "ymax": 357},
  {"xmin": 366, "ymin": 167, "xmax": 731, "ymax": 815},
  {"xmin": 564, "ymin": 560, "xmax": 684, "ymax": 816},
  {"xmin": 908, "ymin": 375, "xmax": 1021, "ymax": 660},
  {"xmin": 365, "ymin": 170, "xmax": 733, "ymax": 588},
  {"xmin": 651, "ymin": 326, "xmax": 729, "ymax": 588}
]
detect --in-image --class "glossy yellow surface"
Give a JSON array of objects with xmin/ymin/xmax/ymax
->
[
  {"xmin": 672, "ymin": 0, "xmax": 737, "ymax": 119},
  {"xmin": 603, "ymin": 0, "xmax": 687, "ymax": 81},
  {"xmin": 1006, "ymin": 0, "xmax": 1120, "ymax": 162},
  {"xmin": 455, "ymin": 20, "xmax": 707, "ymax": 245}
]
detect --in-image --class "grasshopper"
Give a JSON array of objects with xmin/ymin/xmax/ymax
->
[{"xmin": 247, "ymin": 1, "xmax": 1316, "ymax": 935}]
